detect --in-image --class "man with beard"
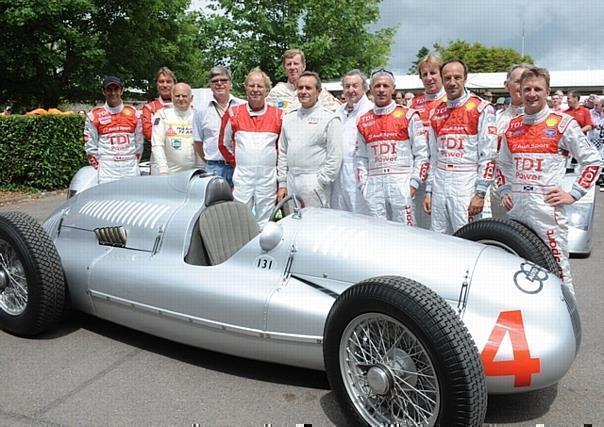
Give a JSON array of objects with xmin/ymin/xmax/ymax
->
[{"xmin": 84, "ymin": 76, "xmax": 143, "ymax": 183}]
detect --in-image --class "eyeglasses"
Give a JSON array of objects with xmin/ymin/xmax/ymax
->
[
  {"xmin": 371, "ymin": 68, "xmax": 395, "ymax": 78},
  {"xmin": 210, "ymin": 78, "xmax": 230, "ymax": 85}
]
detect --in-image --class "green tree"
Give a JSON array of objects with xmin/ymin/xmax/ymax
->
[
  {"xmin": 431, "ymin": 40, "xmax": 533, "ymax": 73},
  {"xmin": 408, "ymin": 46, "xmax": 430, "ymax": 75},
  {"xmin": 0, "ymin": 0, "xmax": 204, "ymax": 109},
  {"xmin": 195, "ymin": 0, "xmax": 396, "ymax": 92}
]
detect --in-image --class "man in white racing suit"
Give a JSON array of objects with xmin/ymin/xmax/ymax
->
[
  {"xmin": 151, "ymin": 83, "xmax": 198, "ymax": 175},
  {"xmin": 498, "ymin": 66, "xmax": 602, "ymax": 291},
  {"xmin": 330, "ymin": 69, "xmax": 372, "ymax": 214},
  {"xmin": 277, "ymin": 71, "xmax": 342, "ymax": 208},
  {"xmin": 218, "ymin": 68, "xmax": 283, "ymax": 227},
  {"xmin": 267, "ymin": 49, "xmax": 341, "ymax": 114},
  {"xmin": 84, "ymin": 76, "xmax": 143, "ymax": 184},
  {"xmin": 423, "ymin": 59, "xmax": 498, "ymax": 234},
  {"xmin": 356, "ymin": 69, "xmax": 429, "ymax": 224}
]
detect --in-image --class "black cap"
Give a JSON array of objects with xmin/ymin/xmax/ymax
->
[{"xmin": 101, "ymin": 75, "xmax": 123, "ymax": 89}]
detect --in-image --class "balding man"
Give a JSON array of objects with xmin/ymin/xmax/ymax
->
[{"xmin": 151, "ymin": 83, "xmax": 198, "ymax": 175}]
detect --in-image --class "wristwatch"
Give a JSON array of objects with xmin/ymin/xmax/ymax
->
[{"xmin": 475, "ymin": 190, "xmax": 486, "ymax": 198}]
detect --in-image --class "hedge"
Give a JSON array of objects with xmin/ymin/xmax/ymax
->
[{"xmin": 0, "ymin": 115, "xmax": 88, "ymax": 190}]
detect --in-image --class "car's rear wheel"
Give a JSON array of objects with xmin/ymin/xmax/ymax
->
[
  {"xmin": 454, "ymin": 218, "xmax": 560, "ymax": 277},
  {"xmin": 324, "ymin": 276, "xmax": 487, "ymax": 427},
  {"xmin": 0, "ymin": 212, "xmax": 65, "ymax": 336}
]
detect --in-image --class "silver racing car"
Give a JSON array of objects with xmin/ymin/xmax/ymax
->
[{"xmin": 0, "ymin": 170, "xmax": 580, "ymax": 426}]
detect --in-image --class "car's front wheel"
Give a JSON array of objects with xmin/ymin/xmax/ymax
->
[
  {"xmin": 0, "ymin": 212, "xmax": 65, "ymax": 337},
  {"xmin": 324, "ymin": 276, "xmax": 487, "ymax": 427}
]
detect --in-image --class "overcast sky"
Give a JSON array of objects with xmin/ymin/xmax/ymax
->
[{"xmin": 192, "ymin": 0, "xmax": 604, "ymax": 74}]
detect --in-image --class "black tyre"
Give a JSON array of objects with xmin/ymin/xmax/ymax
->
[
  {"xmin": 0, "ymin": 212, "xmax": 65, "ymax": 337},
  {"xmin": 324, "ymin": 276, "xmax": 487, "ymax": 427},
  {"xmin": 454, "ymin": 218, "xmax": 560, "ymax": 277}
]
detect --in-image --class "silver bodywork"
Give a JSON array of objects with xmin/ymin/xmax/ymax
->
[{"xmin": 45, "ymin": 169, "xmax": 580, "ymax": 394}]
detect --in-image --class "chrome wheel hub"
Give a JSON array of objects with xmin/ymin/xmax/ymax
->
[{"xmin": 367, "ymin": 365, "xmax": 391, "ymax": 395}]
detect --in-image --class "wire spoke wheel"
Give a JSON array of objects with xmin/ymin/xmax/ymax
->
[
  {"xmin": 0, "ymin": 212, "xmax": 65, "ymax": 337},
  {"xmin": 324, "ymin": 276, "xmax": 487, "ymax": 426},
  {"xmin": 341, "ymin": 313, "xmax": 439, "ymax": 426},
  {"xmin": 0, "ymin": 239, "xmax": 28, "ymax": 315}
]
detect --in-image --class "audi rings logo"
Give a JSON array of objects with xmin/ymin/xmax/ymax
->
[{"xmin": 513, "ymin": 262, "xmax": 549, "ymax": 294}]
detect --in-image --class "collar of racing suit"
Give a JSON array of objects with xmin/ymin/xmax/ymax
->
[
  {"xmin": 523, "ymin": 105, "xmax": 550, "ymax": 125},
  {"xmin": 508, "ymin": 104, "xmax": 524, "ymax": 116},
  {"xmin": 173, "ymin": 106, "xmax": 193, "ymax": 118},
  {"xmin": 104, "ymin": 102, "xmax": 124, "ymax": 114},
  {"xmin": 158, "ymin": 97, "xmax": 172, "ymax": 107},
  {"xmin": 299, "ymin": 102, "xmax": 321, "ymax": 116},
  {"xmin": 345, "ymin": 94, "xmax": 371, "ymax": 116},
  {"xmin": 446, "ymin": 90, "xmax": 470, "ymax": 109},
  {"xmin": 373, "ymin": 100, "xmax": 396, "ymax": 116},
  {"xmin": 246, "ymin": 103, "xmax": 268, "ymax": 116},
  {"xmin": 425, "ymin": 86, "xmax": 446, "ymax": 101}
]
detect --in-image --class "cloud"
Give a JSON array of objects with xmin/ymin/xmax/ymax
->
[{"xmin": 376, "ymin": 0, "xmax": 604, "ymax": 73}]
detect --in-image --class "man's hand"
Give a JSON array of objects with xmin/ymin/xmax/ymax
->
[
  {"xmin": 423, "ymin": 194, "xmax": 432, "ymax": 214},
  {"xmin": 502, "ymin": 194, "xmax": 514, "ymax": 211},
  {"xmin": 468, "ymin": 195, "xmax": 485, "ymax": 216},
  {"xmin": 277, "ymin": 187, "xmax": 288, "ymax": 202},
  {"xmin": 544, "ymin": 187, "xmax": 575, "ymax": 207},
  {"xmin": 410, "ymin": 186, "xmax": 417, "ymax": 199}
]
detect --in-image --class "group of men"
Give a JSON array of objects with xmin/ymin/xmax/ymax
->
[{"xmin": 83, "ymin": 49, "xmax": 603, "ymax": 291}]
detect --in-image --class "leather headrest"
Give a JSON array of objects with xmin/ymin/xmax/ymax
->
[{"xmin": 204, "ymin": 177, "xmax": 233, "ymax": 206}]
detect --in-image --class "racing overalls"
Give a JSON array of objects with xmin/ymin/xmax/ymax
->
[
  {"xmin": 84, "ymin": 103, "xmax": 143, "ymax": 184},
  {"xmin": 498, "ymin": 106, "xmax": 602, "ymax": 290},
  {"xmin": 356, "ymin": 102, "xmax": 429, "ymax": 224},
  {"xmin": 151, "ymin": 107, "xmax": 196, "ymax": 175},
  {"xmin": 277, "ymin": 103, "xmax": 342, "ymax": 208},
  {"xmin": 426, "ymin": 92, "xmax": 497, "ymax": 234},
  {"xmin": 330, "ymin": 94, "xmax": 372, "ymax": 214},
  {"xmin": 411, "ymin": 87, "xmax": 447, "ymax": 228},
  {"xmin": 219, "ymin": 103, "xmax": 283, "ymax": 227}
]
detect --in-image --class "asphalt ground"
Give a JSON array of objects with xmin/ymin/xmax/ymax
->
[{"xmin": 0, "ymin": 192, "xmax": 603, "ymax": 426}]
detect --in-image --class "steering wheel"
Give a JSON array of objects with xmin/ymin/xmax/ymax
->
[{"xmin": 269, "ymin": 194, "xmax": 305, "ymax": 222}]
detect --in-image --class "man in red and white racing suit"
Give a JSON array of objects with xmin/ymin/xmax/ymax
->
[
  {"xmin": 84, "ymin": 76, "xmax": 143, "ymax": 184},
  {"xmin": 411, "ymin": 53, "xmax": 447, "ymax": 228},
  {"xmin": 498, "ymin": 67, "xmax": 602, "ymax": 291},
  {"xmin": 356, "ymin": 69, "xmax": 429, "ymax": 224},
  {"xmin": 424, "ymin": 60, "xmax": 497, "ymax": 234},
  {"xmin": 219, "ymin": 69, "xmax": 283, "ymax": 227}
]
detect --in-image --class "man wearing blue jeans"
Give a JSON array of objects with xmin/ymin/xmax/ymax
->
[{"xmin": 193, "ymin": 66, "xmax": 243, "ymax": 187}]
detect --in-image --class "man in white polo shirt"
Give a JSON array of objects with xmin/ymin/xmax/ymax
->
[{"xmin": 192, "ymin": 66, "xmax": 243, "ymax": 187}]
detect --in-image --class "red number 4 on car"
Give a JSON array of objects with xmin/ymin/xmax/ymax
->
[{"xmin": 481, "ymin": 310, "xmax": 541, "ymax": 387}]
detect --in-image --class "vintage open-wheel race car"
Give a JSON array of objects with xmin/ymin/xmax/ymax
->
[{"xmin": 0, "ymin": 169, "xmax": 580, "ymax": 426}]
